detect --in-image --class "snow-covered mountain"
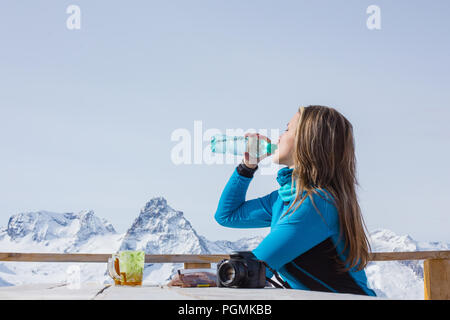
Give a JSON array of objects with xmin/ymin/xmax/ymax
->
[
  {"xmin": 0, "ymin": 198, "xmax": 264, "ymax": 288},
  {"xmin": 115, "ymin": 196, "xmax": 261, "ymax": 283},
  {"xmin": 0, "ymin": 197, "xmax": 448, "ymax": 300},
  {"xmin": 2, "ymin": 209, "xmax": 116, "ymax": 245},
  {"xmin": 119, "ymin": 197, "xmax": 210, "ymax": 254},
  {"xmin": 365, "ymin": 229, "xmax": 449, "ymax": 299},
  {"xmin": 0, "ymin": 209, "xmax": 124, "ymax": 286}
]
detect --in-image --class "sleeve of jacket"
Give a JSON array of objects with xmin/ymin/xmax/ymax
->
[
  {"xmin": 252, "ymin": 194, "xmax": 333, "ymax": 270},
  {"xmin": 214, "ymin": 167, "xmax": 276, "ymax": 228}
]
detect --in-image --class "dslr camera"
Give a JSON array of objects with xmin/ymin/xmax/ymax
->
[{"xmin": 216, "ymin": 251, "xmax": 266, "ymax": 288}]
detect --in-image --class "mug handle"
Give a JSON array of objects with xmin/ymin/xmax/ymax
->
[{"xmin": 107, "ymin": 254, "xmax": 122, "ymax": 282}]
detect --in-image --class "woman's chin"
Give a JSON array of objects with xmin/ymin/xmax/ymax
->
[{"xmin": 272, "ymin": 154, "xmax": 280, "ymax": 164}]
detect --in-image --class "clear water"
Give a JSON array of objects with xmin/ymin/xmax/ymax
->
[{"xmin": 210, "ymin": 134, "xmax": 277, "ymax": 158}]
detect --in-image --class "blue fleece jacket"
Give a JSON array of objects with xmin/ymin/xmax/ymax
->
[{"xmin": 214, "ymin": 166, "xmax": 376, "ymax": 296}]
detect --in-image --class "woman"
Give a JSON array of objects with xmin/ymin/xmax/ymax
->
[{"xmin": 214, "ymin": 105, "xmax": 376, "ymax": 296}]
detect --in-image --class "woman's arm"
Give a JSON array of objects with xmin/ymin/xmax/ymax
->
[
  {"xmin": 214, "ymin": 162, "xmax": 276, "ymax": 228},
  {"xmin": 252, "ymin": 195, "xmax": 334, "ymax": 270}
]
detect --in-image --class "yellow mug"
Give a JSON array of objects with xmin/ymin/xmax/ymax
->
[{"xmin": 107, "ymin": 250, "xmax": 145, "ymax": 286}]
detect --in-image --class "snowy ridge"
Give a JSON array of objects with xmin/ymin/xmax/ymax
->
[
  {"xmin": 0, "ymin": 210, "xmax": 122, "ymax": 286},
  {"xmin": 0, "ymin": 197, "xmax": 448, "ymax": 299},
  {"xmin": 5, "ymin": 210, "xmax": 116, "ymax": 245},
  {"xmin": 365, "ymin": 229, "xmax": 449, "ymax": 299}
]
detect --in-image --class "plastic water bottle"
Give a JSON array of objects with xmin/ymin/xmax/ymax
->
[{"xmin": 210, "ymin": 134, "xmax": 277, "ymax": 158}]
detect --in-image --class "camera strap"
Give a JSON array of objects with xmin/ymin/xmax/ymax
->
[
  {"xmin": 265, "ymin": 277, "xmax": 284, "ymax": 288},
  {"xmin": 262, "ymin": 261, "xmax": 292, "ymax": 289}
]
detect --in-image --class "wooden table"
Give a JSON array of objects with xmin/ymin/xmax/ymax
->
[{"xmin": 0, "ymin": 283, "xmax": 380, "ymax": 300}]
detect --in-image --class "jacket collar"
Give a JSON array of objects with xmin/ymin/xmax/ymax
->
[
  {"xmin": 277, "ymin": 167, "xmax": 296, "ymax": 202},
  {"xmin": 276, "ymin": 167, "xmax": 294, "ymax": 187}
]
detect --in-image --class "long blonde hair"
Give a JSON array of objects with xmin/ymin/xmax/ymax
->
[{"xmin": 283, "ymin": 105, "xmax": 371, "ymax": 272}]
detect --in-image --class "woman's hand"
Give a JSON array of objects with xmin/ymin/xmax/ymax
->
[{"xmin": 243, "ymin": 133, "xmax": 272, "ymax": 169}]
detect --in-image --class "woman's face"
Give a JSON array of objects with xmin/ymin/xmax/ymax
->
[{"xmin": 272, "ymin": 111, "xmax": 300, "ymax": 168}]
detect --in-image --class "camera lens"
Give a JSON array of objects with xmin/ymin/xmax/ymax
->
[
  {"xmin": 219, "ymin": 263, "xmax": 235, "ymax": 284},
  {"xmin": 218, "ymin": 260, "xmax": 247, "ymax": 287}
]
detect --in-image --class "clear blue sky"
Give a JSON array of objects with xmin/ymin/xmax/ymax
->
[{"xmin": 1, "ymin": 1, "xmax": 449, "ymax": 243}]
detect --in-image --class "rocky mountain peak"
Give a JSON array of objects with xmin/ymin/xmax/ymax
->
[
  {"xmin": 120, "ymin": 197, "xmax": 209, "ymax": 254},
  {"xmin": 140, "ymin": 196, "xmax": 168, "ymax": 215}
]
